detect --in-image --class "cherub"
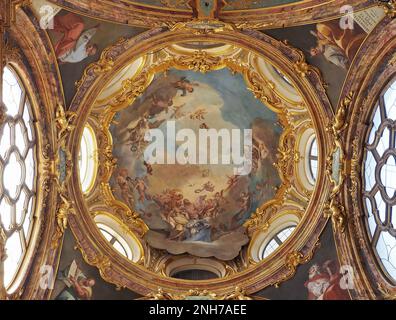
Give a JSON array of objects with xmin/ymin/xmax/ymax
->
[
  {"xmin": 189, "ymin": 108, "xmax": 207, "ymax": 121},
  {"xmin": 194, "ymin": 181, "xmax": 215, "ymax": 194},
  {"xmin": 56, "ymin": 192, "xmax": 75, "ymax": 233},
  {"xmin": 171, "ymin": 104, "xmax": 186, "ymax": 119},
  {"xmin": 172, "ymin": 77, "xmax": 199, "ymax": 96},
  {"xmin": 55, "ymin": 104, "xmax": 76, "ymax": 145},
  {"xmin": 116, "ymin": 168, "xmax": 135, "ymax": 208},
  {"xmin": 134, "ymin": 177, "xmax": 149, "ymax": 203},
  {"xmin": 150, "ymin": 94, "xmax": 173, "ymax": 114}
]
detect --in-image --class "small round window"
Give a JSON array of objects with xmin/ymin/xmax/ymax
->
[
  {"xmin": 97, "ymin": 223, "xmax": 133, "ymax": 260},
  {"xmin": 260, "ymin": 226, "xmax": 296, "ymax": 260},
  {"xmin": 363, "ymin": 77, "xmax": 396, "ymax": 282},
  {"xmin": 1, "ymin": 66, "xmax": 37, "ymax": 291},
  {"xmin": 78, "ymin": 125, "xmax": 98, "ymax": 194},
  {"xmin": 307, "ymin": 136, "xmax": 318, "ymax": 183}
]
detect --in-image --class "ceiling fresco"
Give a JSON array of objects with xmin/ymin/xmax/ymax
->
[
  {"xmin": 256, "ymin": 224, "xmax": 350, "ymax": 300},
  {"xmin": 222, "ymin": 0, "xmax": 301, "ymax": 10},
  {"xmin": 127, "ymin": 0, "xmax": 301, "ymax": 10},
  {"xmin": 69, "ymin": 31, "xmax": 333, "ymax": 295},
  {"xmin": 44, "ymin": 9, "xmax": 147, "ymax": 104},
  {"xmin": 110, "ymin": 68, "xmax": 282, "ymax": 260},
  {"xmin": 51, "ymin": 230, "xmax": 142, "ymax": 300},
  {"xmin": 266, "ymin": 7, "xmax": 384, "ymax": 108},
  {"xmin": 4, "ymin": 0, "xmax": 394, "ymax": 302},
  {"xmin": 43, "ymin": 0, "xmax": 374, "ymax": 30}
]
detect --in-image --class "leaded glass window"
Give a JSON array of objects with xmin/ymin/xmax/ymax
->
[
  {"xmin": 363, "ymin": 77, "xmax": 396, "ymax": 282},
  {"xmin": 1, "ymin": 66, "xmax": 37, "ymax": 289},
  {"xmin": 261, "ymin": 226, "xmax": 296, "ymax": 260}
]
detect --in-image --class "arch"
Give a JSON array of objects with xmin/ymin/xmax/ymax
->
[
  {"xmin": 335, "ymin": 17, "xmax": 396, "ymax": 300},
  {"xmin": 1, "ymin": 64, "xmax": 38, "ymax": 293},
  {"xmin": 5, "ymin": 7, "xmax": 64, "ymax": 300},
  {"xmin": 65, "ymin": 26, "xmax": 333, "ymax": 296}
]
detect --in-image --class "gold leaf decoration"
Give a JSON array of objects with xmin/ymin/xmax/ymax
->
[
  {"xmin": 175, "ymin": 50, "xmax": 222, "ymax": 73},
  {"xmin": 325, "ymin": 196, "xmax": 347, "ymax": 233}
]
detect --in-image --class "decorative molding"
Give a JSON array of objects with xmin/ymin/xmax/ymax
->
[
  {"xmin": 325, "ymin": 197, "xmax": 347, "ymax": 233},
  {"xmin": 51, "ymin": 104, "xmax": 77, "ymax": 249},
  {"xmin": 332, "ymin": 91, "xmax": 354, "ymax": 139},
  {"xmin": 75, "ymin": 37, "xmax": 127, "ymax": 89},
  {"xmin": 378, "ymin": 0, "xmax": 396, "ymax": 19},
  {"xmin": 65, "ymin": 27, "xmax": 332, "ymax": 296},
  {"xmin": 333, "ymin": 17, "xmax": 396, "ymax": 299},
  {"xmin": 281, "ymin": 40, "xmax": 326, "ymax": 87},
  {"xmin": 45, "ymin": 0, "xmax": 372, "ymax": 30},
  {"xmin": 0, "ymin": 0, "xmax": 31, "ymax": 29},
  {"xmin": 275, "ymin": 241, "xmax": 321, "ymax": 287},
  {"xmin": 55, "ymin": 104, "xmax": 76, "ymax": 148},
  {"xmin": 324, "ymin": 92, "xmax": 354, "ymax": 234},
  {"xmin": 175, "ymin": 50, "xmax": 222, "ymax": 72},
  {"xmin": 389, "ymin": 53, "xmax": 396, "ymax": 66},
  {"xmin": 145, "ymin": 286, "xmax": 253, "ymax": 300},
  {"xmin": 51, "ymin": 190, "xmax": 75, "ymax": 249},
  {"xmin": 2, "ymin": 42, "xmax": 21, "ymax": 65},
  {"xmin": 378, "ymin": 283, "xmax": 396, "ymax": 300}
]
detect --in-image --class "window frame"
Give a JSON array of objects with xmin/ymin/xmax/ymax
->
[
  {"xmin": 78, "ymin": 124, "xmax": 98, "ymax": 194},
  {"xmin": 94, "ymin": 214, "xmax": 144, "ymax": 263},
  {"xmin": 307, "ymin": 135, "xmax": 318, "ymax": 184},
  {"xmin": 97, "ymin": 223, "xmax": 132, "ymax": 260},
  {"xmin": 1, "ymin": 64, "xmax": 40, "ymax": 294},
  {"xmin": 260, "ymin": 226, "xmax": 296, "ymax": 260},
  {"xmin": 363, "ymin": 76, "xmax": 396, "ymax": 284}
]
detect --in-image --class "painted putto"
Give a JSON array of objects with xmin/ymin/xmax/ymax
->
[{"xmin": 110, "ymin": 68, "xmax": 282, "ymax": 260}]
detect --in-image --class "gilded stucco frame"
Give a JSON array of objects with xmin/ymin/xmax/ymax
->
[
  {"xmin": 45, "ymin": 0, "xmax": 375, "ymax": 30},
  {"xmin": 1, "ymin": 6, "xmax": 62, "ymax": 300},
  {"xmin": 89, "ymin": 42, "xmax": 314, "ymax": 275},
  {"xmin": 63, "ymin": 24, "xmax": 334, "ymax": 296},
  {"xmin": 334, "ymin": 17, "xmax": 396, "ymax": 300}
]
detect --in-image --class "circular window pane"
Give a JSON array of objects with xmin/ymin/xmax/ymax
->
[
  {"xmin": 78, "ymin": 125, "xmax": 98, "ymax": 194},
  {"xmin": 97, "ymin": 223, "xmax": 132, "ymax": 260},
  {"xmin": 308, "ymin": 137, "xmax": 318, "ymax": 183},
  {"xmin": 1, "ymin": 66, "xmax": 37, "ymax": 291},
  {"xmin": 363, "ymin": 77, "xmax": 396, "ymax": 282},
  {"xmin": 261, "ymin": 226, "xmax": 296, "ymax": 260}
]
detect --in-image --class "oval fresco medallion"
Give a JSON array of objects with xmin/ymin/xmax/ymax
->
[{"xmin": 110, "ymin": 67, "xmax": 282, "ymax": 260}]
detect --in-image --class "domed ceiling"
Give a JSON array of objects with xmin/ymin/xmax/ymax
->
[
  {"xmin": 4, "ymin": 0, "xmax": 391, "ymax": 301},
  {"xmin": 126, "ymin": 0, "xmax": 301, "ymax": 10},
  {"xmin": 64, "ymin": 24, "xmax": 335, "ymax": 294},
  {"xmin": 44, "ymin": 0, "xmax": 372, "ymax": 29},
  {"xmin": 110, "ymin": 67, "xmax": 282, "ymax": 260}
]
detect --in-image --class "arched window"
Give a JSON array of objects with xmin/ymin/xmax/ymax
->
[
  {"xmin": 97, "ymin": 223, "xmax": 132, "ymax": 259},
  {"xmin": 94, "ymin": 213, "xmax": 144, "ymax": 263},
  {"xmin": 1, "ymin": 66, "xmax": 37, "ymax": 291},
  {"xmin": 78, "ymin": 125, "xmax": 98, "ymax": 194},
  {"xmin": 363, "ymin": 77, "xmax": 396, "ymax": 282},
  {"xmin": 273, "ymin": 66, "xmax": 293, "ymax": 87},
  {"xmin": 249, "ymin": 213, "xmax": 299, "ymax": 262},
  {"xmin": 308, "ymin": 137, "xmax": 318, "ymax": 182},
  {"xmin": 261, "ymin": 226, "xmax": 296, "ymax": 260}
]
